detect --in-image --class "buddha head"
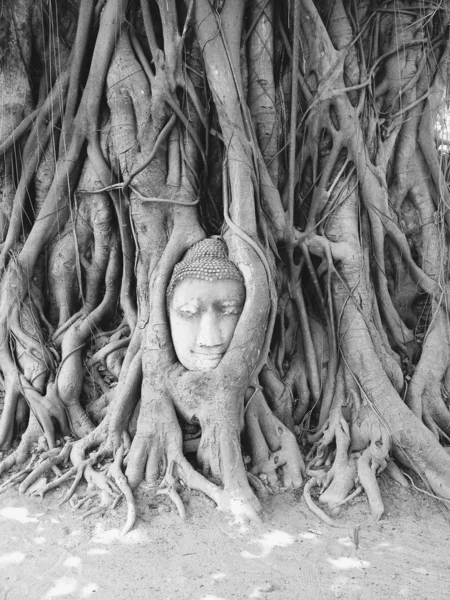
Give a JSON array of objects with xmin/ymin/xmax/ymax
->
[{"xmin": 167, "ymin": 238, "xmax": 246, "ymax": 371}]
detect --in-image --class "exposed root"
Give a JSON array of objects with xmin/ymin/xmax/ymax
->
[
  {"xmin": 308, "ymin": 409, "xmax": 358, "ymax": 514},
  {"xmin": 81, "ymin": 505, "xmax": 105, "ymax": 519},
  {"xmin": 55, "ymin": 433, "xmax": 137, "ymax": 530},
  {"xmin": 1, "ymin": 0, "xmax": 450, "ymax": 538},
  {"xmin": 303, "ymin": 477, "xmax": 354, "ymax": 529},
  {"xmin": 329, "ymin": 485, "xmax": 363, "ymax": 515},
  {"xmin": 176, "ymin": 456, "xmax": 262, "ymax": 524},
  {"xmin": 245, "ymin": 389, "xmax": 305, "ymax": 490},
  {"xmin": 35, "ymin": 453, "xmax": 99, "ymax": 503},
  {"xmin": 72, "ymin": 490, "xmax": 98, "ymax": 510},
  {"xmin": 156, "ymin": 460, "xmax": 186, "ymax": 522},
  {"xmin": 81, "ymin": 490, "xmax": 112, "ymax": 520},
  {"xmin": 111, "ymin": 494, "xmax": 122, "ymax": 510},
  {"xmin": 19, "ymin": 442, "xmax": 72, "ymax": 495},
  {"xmin": 108, "ymin": 445, "xmax": 136, "ymax": 535},
  {"xmin": 385, "ymin": 459, "xmax": 410, "ymax": 488},
  {"xmin": 0, "ymin": 453, "xmax": 39, "ymax": 493},
  {"xmin": 357, "ymin": 449, "xmax": 385, "ymax": 521},
  {"xmin": 57, "ymin": 467, "xmax": 85, "ymax": 505},
  {"xmin": 0, "ymin": 415, "xmax": 42, "ymax": 476},
  {"xmin": 246, "ymin": 471, "xmax": 270, "ymax": 500},
  {"xmin": 19, "ymin": 376, "xmax": 70, "ymax": 449}
]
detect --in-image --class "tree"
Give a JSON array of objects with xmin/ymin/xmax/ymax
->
[{"xmin": 1, "ymin": 0, "xmax": 450, "ymax": 531}]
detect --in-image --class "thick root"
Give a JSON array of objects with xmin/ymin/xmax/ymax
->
[
  {"xmin": 384, "ymin": 459, "xmax": 410, "ymax": 488},
  {"xmin": 319, "ymin": 457, "xmax": 358, "ymax": 516},
  {"xmin": 177, "ymin": 456, "xmax": 262, "ymax": 523},
  {"xmin": 357, "ymin": 448, "xmax": 385, "ymax": 521},
  {"xmin": 316, "ymin": 416, "xmax": 358, "ymax": 513},
  {"xmin": 127, "ymin": 418, "xmax": 262, "ymax": 524},
  {"xmin": 245, "ymin": 389, "xmax": 305, "ymax": 490},
  {"xmin": 0, "ymin": 413, "xmax": 42, "ymax": 476},
  {"xmin": 19, "ymin": 376, "xmax": 70, "ymax": 449}
]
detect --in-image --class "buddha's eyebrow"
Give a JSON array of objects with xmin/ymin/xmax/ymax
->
[
  {"xmin": 177, "ymin": 301, "xmax": 200, "ymax": 308},
  {"xmin": 218, "ymin": 299, "xmax": 243, "ymax": 306}
]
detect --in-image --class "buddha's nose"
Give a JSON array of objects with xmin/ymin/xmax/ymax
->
[{"xmin": 197, "ymin": 312, "xmax": 222, "ymax": 347}]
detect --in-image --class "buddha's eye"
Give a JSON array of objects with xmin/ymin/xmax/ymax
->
[
  {"xmin": 178, "ymin": 306, "xmax": 198, "ymax": 318},
  {"xmin": 220, "ymin": 304, "xmax": 243, "ymax": 316}
]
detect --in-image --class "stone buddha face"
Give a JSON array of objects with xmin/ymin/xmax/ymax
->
[
  {"xmin": 169, "ymin": 278, "xmax": 245, "ymax": 371},
  {"xmin": 167, "ymin": 239, "xmax": 245, "ymax": 372}
]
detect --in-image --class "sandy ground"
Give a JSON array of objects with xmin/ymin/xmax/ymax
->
[{"xmin": 1, "ymin": 471, "xmax": 450, "ymax": 600}]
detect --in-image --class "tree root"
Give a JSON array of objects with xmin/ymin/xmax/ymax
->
[
  {"xmin": 245, "ymin": 389, "xmax": 305, "ymax": 490},
  {"xmin": 0, "ymin": 453, "xmax": 39, "ymax": 494},
  {"xmin": 156, "ymin": 461, "xmax": 186, "ymax": 521},
  {"xmin": 307, "ymin": 409, "xmax": 357, "ymax": 512},
  {"xmin": 81, "ymin": 490, "xmax": 113, "ymax": 520},
  {"xmin": 246, "ymin": 471, "xmax": 270, "ymax": 499},
  {"xmin": 36, "ymin": 452, "xmax": 103, "ymax": 503},
  {"xmin": 357, "ymin": 449, "xmax": 384, "ymax": 521},
  {"xmin": 304, "ymin": 477, "xmax": 354, "ymax": 529},
  {"xmin": 260, "ymin": 365, "xmax": 294, "ymax": 430},
  {"xmin": 57, "ymin": 467, "xmax": 85, "ymax": 505},
  {"xmin": 19, "ymin": 376, "xmax": 70, "ymax": 449},
  {"xmin": 0, "ymin": 470, "xmax": 30, "ymax": 493},
  {"xmin": 19, "ymin": 442, "xmax": 72, "ymax": 495},
  {"xmin": 88, "ymin": 337, "xmax": 130, "ymax": 370},
  {"xmin": 0, "ymin": 414, "xmax": 42, "ymax": 476},
  {"xmin": 72, "ymin": 491, "xmax": 98, "ymax": 510},
  {"xmin": 61, "ymin": 432, "xmax": 138, "ymax": 532},
  {"xmin": 384, "ymin": 459, "xmax": 410, "ymax": 488},
  {"xmin": 329, "ymin": 485, "xmax": 363, "ymax": 514},
  {"xmin": 108, "ymin": 445, "xmax": 136, "ymax": 535},
  {"xmin": 178, "ymin": 456, "xmax": 262, "ymax": 523}
]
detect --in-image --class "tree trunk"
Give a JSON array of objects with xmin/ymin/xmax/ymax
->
[{"xmin": 1, "ymin": 0, "xmax": 450, "ymax": 528}]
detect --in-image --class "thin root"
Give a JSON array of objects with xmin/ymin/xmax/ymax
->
[
  {"xmin": 303, "ymin": 477, "xmax": 353, "ymax": 529},
  {"xmin": 156, "ymin": 461, "xmax": 186, "ymax": 521},
  {"xmin": 73, "ymin": 491, "xmax": 98, "ymax": 510},
  {"xmin": 19, "ymin": 445, "xmax": 69, "ymax": 495},
  {"xmin": 329, "ymin": 485, "xmax": 363, "ymax": 511},
  {"xmin": 81, "ymin": 504, "xmax": 108, "ymax": 520},
  {"xmin": 0, "ymin": 468, "xmax": 32, "ymax": 493},
  {"xmin": 108, "ymin": 445, "xmax": 136, "ymax": 535},
  {"xmin": 58, "ymin": 467, "xmax": 85, "ymax": 506}
]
